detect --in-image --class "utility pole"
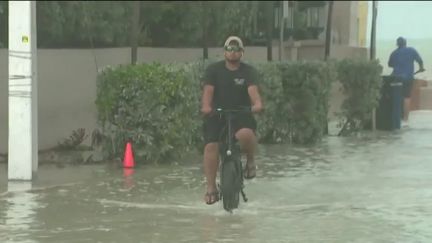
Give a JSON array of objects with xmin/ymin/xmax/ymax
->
[
  {"xmin": 370, "ymin": 0, "xmax": 378, "ymax": 131},
  {"xmin": 370, "ymin": 1, "xmax": 377, "ymax": 61},
  {"xmin": 8, "ymin": 1, "xmax": 38, "ymax": 180}
]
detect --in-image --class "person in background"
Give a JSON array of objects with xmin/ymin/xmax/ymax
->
[{"xmin": 388, "ymin": 37, "xmax": 425, "ymax": 125}]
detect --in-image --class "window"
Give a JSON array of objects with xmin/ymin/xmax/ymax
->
[{"xmin": 306, "ymin": 7, "xmax": 323, "ymax": 28}]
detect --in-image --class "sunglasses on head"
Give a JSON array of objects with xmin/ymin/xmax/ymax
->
[{"xmin": 224, "ymin": 45, "xmax": 242, "ymax": 52}]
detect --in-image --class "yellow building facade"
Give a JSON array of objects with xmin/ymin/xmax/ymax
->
[{"xmin": 357, "ymin": 1, "xmax": 369, "ymax": 47}]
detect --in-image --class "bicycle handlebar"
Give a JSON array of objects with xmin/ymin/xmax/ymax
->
[
  {"xmin": 214, "ymin": 106, "xmax": 252, "ymax": 114},
  {"xmin": 213, "ymin": 106, "xmax": 252, "ymax": 157},
  {"xmin": 415, "ymin": 68, "xmax": 426, "ymax": 74}
]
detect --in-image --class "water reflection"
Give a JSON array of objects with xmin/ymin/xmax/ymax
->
[
  {"xmin": 123, "ymin": 168, "xmax": 135, "ymax": 190},
  {"xmin": 2, "ymin": 182, "xmax": 39, "ymax": 243}
]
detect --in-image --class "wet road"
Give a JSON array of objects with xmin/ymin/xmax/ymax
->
[{"xmin": 1, "ymin": 112, "xmax": 432, "ymax": 242}]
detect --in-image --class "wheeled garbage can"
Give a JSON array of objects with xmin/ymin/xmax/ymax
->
[{"xmin": 376, "ymin": 75, "xmax": 403, "ymax": 131}]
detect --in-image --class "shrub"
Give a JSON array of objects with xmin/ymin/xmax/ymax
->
[
  {"xmin": 336, "ymin": 59, "xmax": 383, "ymax": 135},
  {"xmin": 253, "ymin": 61, "xmax": 335, "ymax": 144},
  {"xmin": 95, "ymin": 62, "xmax": 202, "ymax": 163},
  {"xmin": 95, "ymin": 58, "xmax": 380, "ymax": 163}
]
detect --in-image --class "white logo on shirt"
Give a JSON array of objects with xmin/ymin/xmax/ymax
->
[{"xmin": 234, "ymin": 78, "xmax": 245, "ymax": 85}]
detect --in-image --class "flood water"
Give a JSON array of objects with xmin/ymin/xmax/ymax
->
[{"xmin": 2, "ymin": 112, "xmax": 432, "ymax": 243}]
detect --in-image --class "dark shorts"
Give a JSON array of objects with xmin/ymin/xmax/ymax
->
[
  {"xmin": 401, "ymin": 78, "xmax": 414, "ymax": 98},
  {"xmin": 203, "ymin": 114, "xmax": 257, "ymax": 145}
]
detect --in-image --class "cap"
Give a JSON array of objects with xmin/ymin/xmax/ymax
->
[{"xmin": 224, "ymin": 36, "xmax": 244, "ymax": 50}]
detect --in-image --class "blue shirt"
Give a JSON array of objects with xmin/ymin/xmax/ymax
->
[{"xmin": 388, "ymin": 47, "xmax": 423, "ymax": 80}]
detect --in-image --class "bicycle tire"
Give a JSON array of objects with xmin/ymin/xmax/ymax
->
[{"xmin": 220, "ymin": 153, "xmax": 243, "ymax": 212}]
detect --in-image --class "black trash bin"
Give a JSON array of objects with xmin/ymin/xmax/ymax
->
[{"xmin": 376, "ymin": 75, "xmax": 403, "ymax": 131}]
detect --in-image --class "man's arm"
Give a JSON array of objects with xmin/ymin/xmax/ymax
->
[
  {"xmin": 248, "ymin": 85, "xmax": 263, "ymax": 113},
  {"xmin": 413, "ymin": 49, "xmax": 425, "ymax": 71},
  {"xmin": 388, "ymin": 51, "xmax": 395, "ymax": 68},
  {"xmin": 201, "ymin": 66, "xmax": 215, "ymax": 115},
  {"xmin": 247, "ymin": 67, "xmax": 263, "ymax": 113},
  {"xmin": 201, "ymin": 85, "xmax": 214, "ymax": 115}
]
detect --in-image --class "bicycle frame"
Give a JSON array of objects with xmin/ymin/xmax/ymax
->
[
  {"xmin": 216, "ymin": 107, "xmax": 248, "ymax": 158},
  {"xmin": 215, "ymin": 107, "xmax": 251, "ymax": 212},
  {"xmin": 224, "ymin": 110, "xmax": 234, "ymax": 156}
]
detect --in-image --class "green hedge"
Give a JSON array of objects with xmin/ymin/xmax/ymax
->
[
  {"xmin": 95, "ymin": 59, "xmax": 382, "ymax": 163},
  {"xmin": 95, "ymin": 63, "xmax": 202, "ymax": 163},
  {"xmin": 335, "ymin": 59, "xmax": 383, "ymax": 135},
  {"xmin": 254, "ymin": 61, "xmax": 336, "ymax": 144}
]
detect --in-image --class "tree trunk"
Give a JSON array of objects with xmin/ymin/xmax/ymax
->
[
  {"xmin": 278, "ymin": 1, "xmax": 285, "ymax": 61},
  {"xmin": 324, "ymin": 1, "xmax": 333, "ymax": 61},
  {"xmin": 202, "ymin": 1, "xmax": 209, "ymax": 59},
  {"xmin": 266, "ymin": 1, "xmax": 273, "ymax": 61},
  {"xmin": 130, "ymin": 1, "xmax": 141, "ymax": 65}
]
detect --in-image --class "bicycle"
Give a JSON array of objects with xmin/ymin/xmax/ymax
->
[{"xmin": 214, "ymin": 107, "xmax": 251, "ymax": 213}]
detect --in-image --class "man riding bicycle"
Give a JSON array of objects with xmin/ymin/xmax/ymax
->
[{"xmin": 200, "ymin": 36, "xmax": 263, "ymax": 205}]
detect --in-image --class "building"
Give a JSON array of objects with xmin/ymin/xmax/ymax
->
[
  {"xmin": 328, "ymin": 1, "xmax": 368, "ymax": 47},
  {"xmin": 270, "ymin": 1, "xmax": 368, "ymax": 47},
  {"xmin": 357, "ymin": 1, "xmax": 369, "ymax": 47},
  {"xmin": 267, "ymin": 1, "xmax": 369, "ymax": 61}
]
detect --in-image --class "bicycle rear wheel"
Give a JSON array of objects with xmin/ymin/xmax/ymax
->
[{"xmin": 220, "ymin": 154, "xmax": 243, "ymax": 212}]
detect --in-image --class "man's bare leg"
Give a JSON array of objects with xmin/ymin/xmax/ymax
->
[
  {"xmin": 235, "ymin": 128, "xmax": 257, "ymax": 179},
  {"xmin": 203, "ymin": 143, "xmax": 219, "ymax": 204},
  {"xmin": 403, "ymin": 97, "xmax": 411, "ymax": 122}
]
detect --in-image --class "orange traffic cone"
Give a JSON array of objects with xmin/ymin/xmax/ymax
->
[{"xmin": 123, "ymin": 141, "xmax": 135, "ymax": 168}]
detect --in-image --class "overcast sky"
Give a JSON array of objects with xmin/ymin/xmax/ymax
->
[{"xmin": 366, "ymin": 1, "xmax": 432, "ymax": 43}]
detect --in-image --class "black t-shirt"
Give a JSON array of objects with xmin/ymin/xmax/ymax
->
[{"xmin": 202, "ymin": 60, "xmax": 259, "ymax": 110}]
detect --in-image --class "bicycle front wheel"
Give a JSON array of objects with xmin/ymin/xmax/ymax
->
[{"xmin": 220, "ymin": 156, "xmax": 242, "ymax": 212}]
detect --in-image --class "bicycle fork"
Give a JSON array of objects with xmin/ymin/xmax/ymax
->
[{"xmin": 226, "ymin": 114, "xmax": 248, "ymax": 203}]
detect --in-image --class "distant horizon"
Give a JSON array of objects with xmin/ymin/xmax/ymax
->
[
  {"xmin": 377, "ymin": 37, "xmax": 432, "ymax": 41},
  {"xmin": 366, "ymin": 1, "xmax": 432, "ymax": 46}
]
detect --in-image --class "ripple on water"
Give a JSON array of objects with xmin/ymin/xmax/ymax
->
[{"xmin": 2, "ymin": 119, "xmax": 432, "ymax": 242}]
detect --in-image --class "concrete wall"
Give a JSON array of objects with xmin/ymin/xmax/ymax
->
[
  {"xmin": 331, "ymin": 1, "xmax": 359, "ymax": 47},
  {"xmin": 0, "ymin": 45, "xmax": 367, "ymax": 154},
  {"xmin": 284, "ymin": 40, "xmax": 368, "ymax": 61}
]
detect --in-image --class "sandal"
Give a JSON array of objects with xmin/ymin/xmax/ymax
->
[
  {"xmin": 244, "ymin": 163, "xmax": 257, "ymax": 179},
  {"xmin": 204, "ymin": 190, "xmax": 220, "ymax": 205}
]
